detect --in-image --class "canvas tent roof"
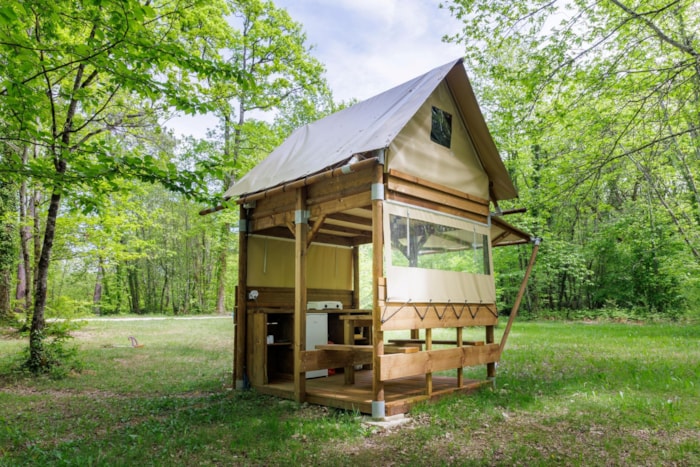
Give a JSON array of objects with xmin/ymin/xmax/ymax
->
[{"xmin": 224, "ymin": 58, "xmax": 518, "ymax": 201}]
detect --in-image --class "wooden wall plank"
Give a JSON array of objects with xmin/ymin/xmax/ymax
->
[
  {"xmin": 386, "ymin": 192, "xmax": 488, "ymax": 224},
  {"xmin": 308, "ymin": 192, "xmax": 372, "ymax": 219},
  {"xmin": 387, "ymin": 176, "xmax": 489, "ymax": 216},
  {"xmin": 380, "ymin": 303, "xmax": 499, "ymax": 330},
  {"xmin": 378, "ymin": 344, "xmax": 501, "ymax": 381},
  {"xmin": 307, "ymin": 166, "xmax": 375, "ymax": 203},
  {"xmin": 300, "ymin": 349, "xmax": 373, "ymax": 372},
  {"xmin": 387, "ymin": 169, "xmax": 489, "ymax": 205},
  {"xmin": 245, "ymin": 287, "xmax": 353, "ymax": 309}
]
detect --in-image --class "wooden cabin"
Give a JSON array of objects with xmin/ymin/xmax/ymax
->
[{"xmin": 214, "ymin": 59, "xmax": 539, "ymax": 418}]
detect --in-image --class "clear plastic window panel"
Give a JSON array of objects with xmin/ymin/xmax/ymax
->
[{"xmin": 389, "ymin": 214, "xmax": 490, "ymax": 275}]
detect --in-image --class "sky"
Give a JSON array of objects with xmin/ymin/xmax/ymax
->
[{"xmin": 167, "ymin": 0, "xmax": 465, "ymax": 139}]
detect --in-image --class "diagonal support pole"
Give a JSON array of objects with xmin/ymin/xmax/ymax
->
[{"xmin": 499, "ymin": 237, "xmax": 541, "ymax": 354}]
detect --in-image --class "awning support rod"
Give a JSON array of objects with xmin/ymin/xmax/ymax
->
[{"xmin": 499, "ymin": 237, "xmax": 541, "ymax": 354}]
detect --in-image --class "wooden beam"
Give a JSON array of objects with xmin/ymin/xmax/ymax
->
[
  {"xmin": 387, "ymin": 169, "xmax": 489, "ymax": 205},
  {"xmin": 352, "ymin": 246, "xmax": 360, "ymax": 309},
  {"xmin": 293, "ymin": 188, "xmax": 308, "ymax": 403},
  {"xmin": 491, "ymin": 230, "xmax": 511, "ymax": 246},
  {"xmin": 318, "ymin": 224, "xmax": 371, "ymax": 237},
  {"xmin": 307, "ymin": 164, "xmax": 375, "ymax": 205},
  {"xmin": 386, "ymin": 191, "xmax": 488, "ymax": 224},
  {"xmin": 500, "ymin": 238, "xmax": 541, "ymax": 353},
  {"xmin": 308, "ymin": 192, "xmax": 372, "ymax": 219},
  {"xmin": 327, "ymin": 212, "xmax": 373, "ymax": 227},
  {"xmin": 243, "ymin": 287, "xmax": 354, "ymax": 309},
  {"xmin": 234, "ymin": 204, "xmax": 249, "ymax": 389},
  {"xmin": 379, "ymin": 303, "xmax": 499, "ymax": 330},
  {"xmin": 457, "ymin": 327, "xmax": 464, "ymax": 388},
  {"xmin": 372, "ymin": 163, "xmax": 385, "ymax": 407},
  {"xmin": 306, "ymin": 181, "xmax": 372, "ymax": 207},
  {"xmin": 237, "ymin": 157, "xmax": 379, "ymax": 205},
  {"xmin": 425, "ymin": 328, "xmax": 433, "ymax": 396},
  {"xmin": 300, "ymin": 348, "xmax": 372, "ymax": 372},
  {"xmin": 387, "ymin": 176, "xmax": 489, "ymax": 217},
  {"xmin": 249, "ymin": 211, "xmax": 294, "ymax": 232},
  {"xmin": 307, "ymin": 215, "xmax": 326, "ymax": 247},
  {"xmin": 486, "ymin": 325, "xmax": 495, "ymax": 379}
]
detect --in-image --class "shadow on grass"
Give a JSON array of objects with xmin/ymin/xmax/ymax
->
[{"xmin": 1, "ymin": 389, "xmax": 367, "ymax": 465}]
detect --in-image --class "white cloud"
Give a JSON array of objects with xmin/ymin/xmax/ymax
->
[
  {"xmin": 278, "ymin": 0, "xmax": 464, "ymax": 102},
  {"xmin": 168, "ymin": 0, "xmax": 465, "ymax": 138}
]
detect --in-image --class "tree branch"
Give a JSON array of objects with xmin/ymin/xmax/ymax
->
[{"xmin": 609, "ymin": 0, "xmax": 699, "ymax": 58}]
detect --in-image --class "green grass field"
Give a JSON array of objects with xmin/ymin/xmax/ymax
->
[{"xmin": 1, "ymin": 317, "xmax": 698, "ymax": 466}]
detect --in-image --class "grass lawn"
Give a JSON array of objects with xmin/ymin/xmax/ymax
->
[{"xmin": 1, "ymin": 317, "xmax": 698, "ymax": 466}]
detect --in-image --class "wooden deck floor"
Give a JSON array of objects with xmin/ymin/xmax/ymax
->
[{"xmin": 257, "ymin": 370, "xmax": 492, "ymax": 416}]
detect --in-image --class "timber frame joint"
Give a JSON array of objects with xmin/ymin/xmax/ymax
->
[{"xmin": 294, "ymin": 209, "xmax": 310, "ymax": 225}]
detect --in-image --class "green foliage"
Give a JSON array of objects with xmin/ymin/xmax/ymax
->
[
  {"xmin": 0, "ymin": 179, "xmax": 17, "ymax": 320},
  {"xmin": 20, "ymin": 320, "xmax": 84, "ymax": 378},
  {"xmin": 0, "ymin": 0, "xmax": 239, "ymax": 203},
  {"xmin": 446, "ymin": 0, "xmax": 700, "ymax": 318},
  {"xmin": 0, "ymin": 181, "xmax": 16, "ymax": 269}
]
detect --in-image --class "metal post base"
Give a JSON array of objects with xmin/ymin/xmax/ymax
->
[
  {"xmin": 371, "ymin": 400, "xmax": 386, "ymax": 420},
  {"xmin": 235, "ymin": 379, "xmax": 246, "ymax": 390}
]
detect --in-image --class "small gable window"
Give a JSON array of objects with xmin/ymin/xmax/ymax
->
[{"xmin": 430, "ymin": 106, "xmax": 452, "ymax": 148}]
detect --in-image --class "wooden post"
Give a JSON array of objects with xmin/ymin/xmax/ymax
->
[
  {"xmin": 343, "ymin": 317, "xmax": 355, "ymax": 385},
  {"xmin": 456, "ymin": 327, "xmax": 463, "ymax": 387},
  {"xmin": 293, "ymin": 188, "xmax": 308, "ymax": 403},
  {"xmin": 234, "ymin": 204, "xmax": 248, "ymax": 390},
  {"xmin": 352, "ymin": 246, "xmax": 360, "ymax": 309},
  {"xmin": 425, "ymin": 328, "xmax": 433, "ymax": 395},
  {"xmin": 486, "ymin": 325, "xmax": 495, "ymax": 380},
  {"xmin": 371, "ymin": 162, "xmax": 385, "ymax": 419},
  {"xmin": 500, "ymin": 238, "xmax": 541, "ymax": 354}
]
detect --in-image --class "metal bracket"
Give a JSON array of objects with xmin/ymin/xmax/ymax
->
[
  {"xmin": 377, "ymin": 148, "xmax": 386, "ymax": 165},
  {"xmin": 295, "ymin": 209, "xmax": 310, "ymax": 224},
  {"xmin": 371, "ymin": 183, "xmax": 385, "ymax": 201},
  {"xmin": 238, "ymin": 219, "xmax": 249, "ymax": 232},
  {"xmin": 243, "ymin": 200, "xmax": 256, "ymax": 209}
]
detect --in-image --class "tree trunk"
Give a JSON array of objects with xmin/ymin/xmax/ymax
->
[
  {"xmin": 0, "ymin": 270, "xmax": 10, "ymax": 320},
  {"xmin": 215, "ymin": 113, "xmax": 234, "ymax": 314},
  {"xmin": 215, "ymin": 223, "xmax": 228, "ymax": 314},
  {"xmin": 0, "ymin": 180, "xmax": 15, "ymax": 320},
  {"xmin": 17, "ymin": 158, "xmax": 33, "ymax": 317},
  {"xmin": 15, "ymin": 262, "xmax": 26, "ymax": 306},
  {"xmin": 127, "ymin": 265, "xmax": 141, "ymax": 314},
  {"xmin": 93, "ymin": 257, "xmax": 104, "ymax": 314},
  {"xmin": 27, "ymin": 190, "xmax": 62, "ymax": 371}
]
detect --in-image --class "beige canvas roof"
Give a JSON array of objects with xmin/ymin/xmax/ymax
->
[{"xmin": 224, "ymin": 58, "xmax": 518, "ymax": 201}]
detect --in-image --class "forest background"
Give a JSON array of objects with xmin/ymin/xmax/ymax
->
[{"xmin": 1, "ymin": 0, "xmax": 699, "ymax": 369}]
